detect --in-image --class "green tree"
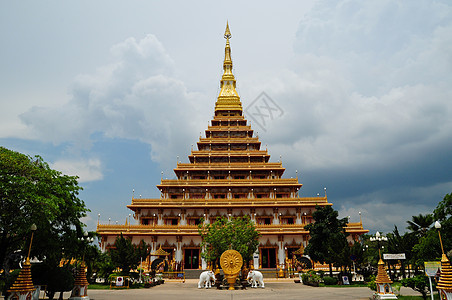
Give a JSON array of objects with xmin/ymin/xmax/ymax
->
[
  {"xmin": 401, "ymin": 275, "xmax": 431, "ymax": 300},
  {"xmin": 0, "ymin": 147, "xmax": 89, "ymax": 294},
  {"xmin": 412, "ymin": 193, "xmax": 452, "ymax": 267},
  {"xmin": 406, "ymin": 213, "xmax": 434, "ymax": 237},
  {"xmin": 433, "ymin": 193, "xmax": 452, "ymax": 255},
  {"xmin": 387, "ymin": 226, "xmax": 417, "ymax": 279},
  {"xmin": 198, "ymin": 216, "xmax": 260, "ymax": 268},
  {"xmin": 304, "ymin": 205, "xmax": 349, "ymax": 276},
  {"xmin": 434, "ymin": 193, "xmax": 452, "ymax": 221},
  {"xmin": 109, "ymin": 234, "xmax": 149, "ymax": 274}
]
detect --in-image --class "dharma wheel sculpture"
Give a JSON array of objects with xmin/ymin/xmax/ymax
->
[{"xmin": 220, "ymin": 249, "xmax": 243, "ymax": 290}]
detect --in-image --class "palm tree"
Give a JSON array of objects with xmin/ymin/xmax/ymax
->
[{"xmin": 406, "ymin": 213, "xmax": 434, "ymax": 237}]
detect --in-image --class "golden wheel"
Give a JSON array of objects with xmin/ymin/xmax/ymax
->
[{"xmin": 220, "ymin": 250, "xmax": 243, "ymax": 275}]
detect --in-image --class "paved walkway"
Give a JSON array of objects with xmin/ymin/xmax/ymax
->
[
  {"xmin": 1, "ymin": 279, "xmax": 423, "ymax": 300},
  {"xmin": 86, "ymin": 281, "xmax": 373, "ymax": 300}
]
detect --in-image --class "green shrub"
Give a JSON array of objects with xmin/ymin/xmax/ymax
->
[
  {"xmin": 401, "ymin": 275, "xmax": 430, "ymax": 300},
  {"xmin": 301, "ymin": 270, "xmax": 321, "ymax": 287},
  {"xmin": 323, "ymin": 276, "xmax": 338, "ymax": 285},
  {"xmin": 367, "ymin": 275, "xmax": 376, "ymax": 291}
]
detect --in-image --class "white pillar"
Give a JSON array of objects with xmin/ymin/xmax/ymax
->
[{"xmin": 278, "ymin": 242, "xmax": 285, "ymax": 268}]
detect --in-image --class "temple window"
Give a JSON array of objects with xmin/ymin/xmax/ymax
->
[
  {"xmin": 187, "ymin": 218, "xmax": 202, "ymax": 225},
  {"xmin": 256, "ymin": 193, "xmax": 269, "ymax": 198},
  {"xmin": 233, "ymin": 193, "xmax": 246, "ymax": 199},
  {"xmin": 276, "ymin": 193, "xmax": 289, "ymax": 198},
  {"xmin": 141, "ymin": 217, "xmax": 156, "ymax": 225},
  {"xmin": 164, "ymin": 218, "xmax": 179, "ymax": 225},
  {"xmin": 280, "ymin": 217, "xmax": 295, "ymax": 225},
  {"xmin": 257, "ymin": 217, "xmax": 272, "ymax": 225}
]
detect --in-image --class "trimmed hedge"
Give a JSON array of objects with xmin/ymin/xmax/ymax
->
[{"xmin": 323, "ymin": 276, "xmax": 338, "ymax": 285}]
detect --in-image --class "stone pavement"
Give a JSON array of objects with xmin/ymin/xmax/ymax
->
[{"xmin": 1, "ymin": 279, "xmax": 423, "ymax": 300}]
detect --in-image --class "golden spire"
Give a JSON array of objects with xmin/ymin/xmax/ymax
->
[
  {"xmin": 224, "ymin": 21, "xmax": 231, "ymax": 39},
  {"xmin": 73, "ymin": 261, "xmax": 90, "ymax": 287},
  {"xmin": 437, "ymin": 254, "xmax": 452, "ymax": 293},
  {"xmin": 215, "ymin": 22, "xmax": 242, "ymax": 115},
  {"xmin": 375, "ymin": 258, "xmax": 393, "ymax": 284},
  {"xmin": 7, "ymin": 258, "xmax": 35, "ymax": 294}
]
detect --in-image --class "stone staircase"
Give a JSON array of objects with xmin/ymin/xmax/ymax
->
[
  {"xmin": 183, "ymin": 268, "xmax": 279, "ymax": 279},
  {"xmin": 184, "ymin": 269, "xmax": 204, "ymax": 279}
]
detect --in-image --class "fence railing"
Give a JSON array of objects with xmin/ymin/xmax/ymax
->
[{"xmin": 160, "ymin": 271, "xmax": 185, "ymax": 282}]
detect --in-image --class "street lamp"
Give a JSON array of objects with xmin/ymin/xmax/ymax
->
[
  {"xmin": 27, "ymin": 224, "xmax": 37, "ymax": 259},
  {"xmin": 370, "ymin": 232, "xmax": 388, "ymax": 260}
]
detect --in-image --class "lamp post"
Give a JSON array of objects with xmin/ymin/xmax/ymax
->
[
  {"xmin": 370, "ymin": 232, "xmax": 388, "ymax": 261},
  {"xmin": 27, "ymin": 224, "xmax": 37, "ymax": 259},
  {"xmin": 435, "ymin": 221, "xmax": 452, "ymax": 300},
  {"xmin": 370, "ymin": 232, "xmax": 397, "ymax": 299}
]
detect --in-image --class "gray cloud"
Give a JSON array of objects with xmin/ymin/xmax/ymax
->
[
  {"xmin": 244, "ymin": 0, "xmax": 452, "ymax": 227},
  {"xmin": 20, "ymin": 34, "xmax": 210, "ymax": 171}
]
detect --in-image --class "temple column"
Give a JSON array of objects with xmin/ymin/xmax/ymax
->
[
  {"xmin": 150, "ymin": 236, "xmax": 158, "ymax": 263},
  {"xmin": 180, "ymin": 209, "xmax": 187, "ymax": 225},
  {"xmin": 157, "ymin": 209, "xmax": 163, "ymax": 225},
  {"xmin": 175, "ymin": 236, "xmax": 183, "ymax": 262},
  {"xmin": 204, "ymin": 209, "xmax": 210, "ymax": 224},
  {"xmin": 273, "ymin": 208, "xmax": 279, "ymax": 225},
  {"xmin": 278, "ymin": 235, "xmax": 285, "ymax": 269},
  {"xmin": 253, "ymin": 250, "xmax": 259, "ymax": 269},
  {"xmin": 296, "ymin": 207, "xmax": 302, "ymax": 224}
]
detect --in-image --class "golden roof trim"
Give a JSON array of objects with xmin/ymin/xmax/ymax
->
[
  {"xmin": 150, "ymin": 245, "xmax": 171, "ymax": 256},
  {"xmin": 7, "ymin": 258, "xmax": 34, "ymax": 293}
]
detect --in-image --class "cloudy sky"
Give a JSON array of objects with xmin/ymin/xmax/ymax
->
[{"xmin": 1, "ymin": 0, "xmax": 451, "ymax": 234}]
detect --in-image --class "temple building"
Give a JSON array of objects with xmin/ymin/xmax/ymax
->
[{"xmin": 96, "ymin": 23, "xmax": 368, "ymax": 271}]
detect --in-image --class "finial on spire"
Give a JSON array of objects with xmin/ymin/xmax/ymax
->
[{"xmin": 224, "ymin": 21, "xmax": 231, "ymax": 39}]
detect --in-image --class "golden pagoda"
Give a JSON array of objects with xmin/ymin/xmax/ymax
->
[
  {"xmin": 374, "ymin": 258, "xmax": 397, "ymax": 299},
  {"xmin": 7, "ymin": 258, "xmax": 35, "ymax": 300},
  {"xmin": 437, "ymin": 254, "xmax": 452, "ymax": 299},
  {"xmin": 97, "ymin": 23, "xmax": 368, "ymax": 271},
  {"xmin": 69, "ymin": 261, "xmax": 90, "ymax": 300}
]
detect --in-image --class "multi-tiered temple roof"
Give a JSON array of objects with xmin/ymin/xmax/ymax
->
[{"xmin": 97, "ymin": 23, "xmax": 367, "ymax": 270}]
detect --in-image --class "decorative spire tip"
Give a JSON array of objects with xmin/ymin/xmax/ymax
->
[{"xmin": 224, "ymin": 21, "xmax": 231, "ymax": 39}]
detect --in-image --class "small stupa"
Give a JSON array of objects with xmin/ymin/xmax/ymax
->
[
  {"xmin": 68, "ymin": 261, "xmax": 90, "ymax": 300},
  {"xmin": 7, "ymin": 258, "xmax": 35, "ymax": 300},
  {"xmin": 8, "ymin": 224, "xmax": 37, "ymax": 300},
  {"xmin": 374, "ymin": 258, "xmax": 397, "ymax": 299}
]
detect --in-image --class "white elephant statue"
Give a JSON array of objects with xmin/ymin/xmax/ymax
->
[
  {"xmin": 247, "ymin": 270, "xmax": 265, "ymax": 288},
  {"xmin": 198, "ymin": 270, "xmax": 216, "ymax": 289}
]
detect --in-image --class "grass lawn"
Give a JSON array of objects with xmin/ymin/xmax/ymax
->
[
  {"xmin": 88, "ymin": 283, "xmax": 144, "ymax": 289},
  {"xmin": 319, "ymin": 283, "xmax": 369, "ymax": 287},
  {"xmin": 397, "ymin": 295, "xmax": 439, "ymax": 300}
]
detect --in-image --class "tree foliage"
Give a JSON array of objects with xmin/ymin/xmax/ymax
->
[
  {"xmin": 0, "ymin": 147, "xmax": 89, "ymax": 293},
  {"xmin": 401, "ymin": 275, "xmax": 431, "ymax": 300},
  {"xmin": 406, "ymin": 213, "xmax": 434, "ymax": 237},
  {"xmin": 198, "ymin": 216, "xmax": 260, "ymax": 266},
  {"xmin": 109, "ymin": 234, "xmax": 149, "ymax": 274},
  {"xmin": 304, "ymin": 205, "xmax": 349, "ymax": 276}
]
